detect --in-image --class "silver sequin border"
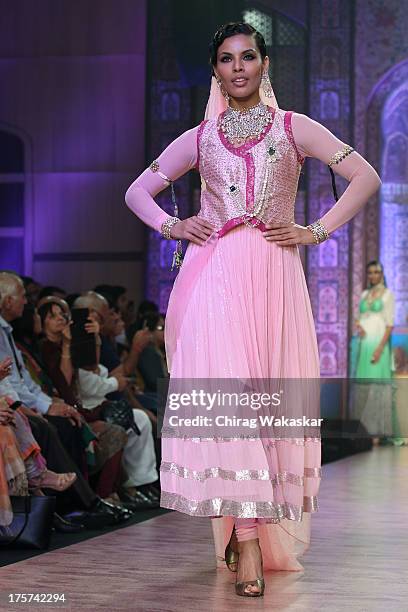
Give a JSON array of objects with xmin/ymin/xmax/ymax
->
[
  {"xmin": 160, "ymin": 461, "xmax": 321, "ymax": 484},
  {"xmin": 160, "ymin": 491, "xmax": 319, "ymax": 520}
]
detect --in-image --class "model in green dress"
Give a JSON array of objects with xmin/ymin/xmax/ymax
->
[{"xmin": 355, "ymin": 261, "xmax": 403, "ymax": 445}]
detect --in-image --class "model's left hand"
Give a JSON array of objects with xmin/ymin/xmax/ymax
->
[
  {"xmin": 371, "ymin": 347, "xmax": 383, "ymax": 364},
  {"xmin": 262, "ymin": 223, "xmax": 315, "ymax": 246}
]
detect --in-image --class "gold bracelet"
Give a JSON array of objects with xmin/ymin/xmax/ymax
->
[
  {"xmin": 161, "ymin": 217, "xmax": 180, "ymax": 240},
  {"xmin": 307, "ymin": 219, "xmax": 329, "ymax": 244},
  {"xmin": 328, "ymin": 145, "xmax": 354, "ymax": 167}
]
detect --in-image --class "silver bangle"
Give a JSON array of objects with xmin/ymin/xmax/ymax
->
[
  {"xmin": 161, "ymin": 216, "xmax": 180, "ymax": 240},
  {"xmin": 307, "ymin": 219, "xmax": 329, "ymax": 244}
]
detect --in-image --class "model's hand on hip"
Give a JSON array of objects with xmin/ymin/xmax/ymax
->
[
  {"xmin": 170, "ymin": 216, "xmax": 215, "ymax": 246},
  {"xmin": 262, "ymin": 222, "xmax": 316, "ymax": 246}
]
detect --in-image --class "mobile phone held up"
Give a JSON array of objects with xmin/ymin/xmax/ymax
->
[
  {"xmin": 70, "ymin": 308, "xmax": 97, "ymax": 369},
  {"xmin": 142, "ymin": 312, "xmax": 161, "ymax": 332}
]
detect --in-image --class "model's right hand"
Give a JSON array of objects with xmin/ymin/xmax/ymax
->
[{"xmin": 170, "ymin": 216, "xmax": 214, "ymax": 246}]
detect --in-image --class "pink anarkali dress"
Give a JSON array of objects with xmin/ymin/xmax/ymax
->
[{"xmin": 125, "ymin": 104, "xmax": 381, "ymax": 571}]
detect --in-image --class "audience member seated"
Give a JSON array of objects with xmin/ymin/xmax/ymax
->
[
  {"xmin": 2, "ymin": 272, "xmax": 168, "ymax": 524},
  {"xmin": 0, "ymin": 395, "xmax": 79, "ymax": 533},
  {"xmin": 94, "ymin": 284, "xmax": 135, "ymax": 329},
  {"xmin": 36, "ymin": 298, "xmax": 129, "ymax": 509},
  {"xmin": 0, "ymin": 273, "xmax": 86, "ymax": 469},
  {"xmin": 73, "ymin": 292, "xmax": 160, "ymax": 508},
  {"xmin": 130, "ymin": 311, "xmax": 169, "ymax": 397},
  {"xmin": 126, "ymin": 299, "xmax": 159, "ymax": 345},
  {"xmin": 0, "ymin": 274, "xmax": 131, "ymax": 528}
]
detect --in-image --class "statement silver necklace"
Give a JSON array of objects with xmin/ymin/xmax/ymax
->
[{"xmin": 219, "ymin": 100, "xmax": 273, "ymax": 146}]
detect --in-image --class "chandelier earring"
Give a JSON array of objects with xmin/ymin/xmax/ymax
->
[
  {"xmin": 215, "ymin": 75, "xmax": 230, "ymax": 102},
  {"xmin": 261, "ymin": 70, "xmax": 274, "ymax": 98}
]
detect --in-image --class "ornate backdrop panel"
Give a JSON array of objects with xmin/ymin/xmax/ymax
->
[{"xmin": 307, "ymin": 0, "xmax": 353, "ymax": 377}]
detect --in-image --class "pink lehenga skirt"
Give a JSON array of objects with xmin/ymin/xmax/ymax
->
[{"xmin": 161, "ymin": 224, "xmax": 321, "ymax": 571}]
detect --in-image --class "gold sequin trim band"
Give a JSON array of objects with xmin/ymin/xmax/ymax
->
[
  {"xmin": 328, "ymin": 144, "xmax": 354, "ymax": 167},
  {"xmin": 160, "ymin": 461, "xmax": 321, "ymax": 484},
  {"xmin": 160, "ymin": 491, "xmax": 319, "ymax": 520}
]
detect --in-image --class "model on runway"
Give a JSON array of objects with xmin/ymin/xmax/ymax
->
[{"xmin": 125, "ymin": 22, "xmax": 381, "ymax": 598}]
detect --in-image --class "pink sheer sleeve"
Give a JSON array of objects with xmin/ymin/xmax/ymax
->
[
  {"xmin": 125, "ymin": 126, "xmax": 200, "ymax": 232},
  {"xmin": 291, "ymin": 113, "xmax": 382, "ymax": 234}
]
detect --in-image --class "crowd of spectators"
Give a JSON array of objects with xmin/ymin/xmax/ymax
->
[{"xmin": 0, "ymin": 271, "xmax": 168, "ymax": 538}]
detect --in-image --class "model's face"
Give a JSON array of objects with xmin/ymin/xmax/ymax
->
[
  {"xmin": 367, "ymin": 266, "xmax": 383, "ymax": 286},
  {"xmin": 215, "ymin": 34, "xmax": 268, "ymax": 100}
]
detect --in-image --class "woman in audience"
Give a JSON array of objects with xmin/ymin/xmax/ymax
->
[
  {"xmin": 12, "ymin": 302, "xmax": 97, "ymax": 475},
  {"xmin": 37, "ymin": 299, "xmax": 130, "ymax": 507}
]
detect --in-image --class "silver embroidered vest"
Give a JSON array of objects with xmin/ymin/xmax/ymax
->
[{"xmin": 196, "ymin": 108, "xmax": 304, "ymax": 237}]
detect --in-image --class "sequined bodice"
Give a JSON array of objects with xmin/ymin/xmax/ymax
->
[{"xmin": 196, "ymin": 108, "xmax": 304, "ymax": 237}]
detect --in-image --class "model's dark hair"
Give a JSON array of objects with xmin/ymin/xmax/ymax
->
[{"xmin": 209, "ymin": 22, "xmax": 267, "ymax": 71}]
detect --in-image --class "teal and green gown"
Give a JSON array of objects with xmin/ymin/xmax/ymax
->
[{"xmin": 354, "ymin": 288, "xmax": 403, "ymax": 443}]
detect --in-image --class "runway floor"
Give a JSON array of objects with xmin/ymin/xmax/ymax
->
[{"xmin": 1, "ymin": 446, "xmax": 407, "ymax": 612}]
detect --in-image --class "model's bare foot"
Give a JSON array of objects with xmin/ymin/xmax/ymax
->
[{"xmin": 236, "ymin": 539, "xmax": 263, "ymax": 595}]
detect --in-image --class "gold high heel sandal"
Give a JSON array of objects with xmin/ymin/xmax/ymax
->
[
  {"xmin": 235, "ymin": 577, "xmax": 265, "ymax": 597},
  {"xmin": 224, "ymin": 527, "xmax": 239, "ymax": 572},
  {"xmin": 235, "ymin": 539, "xmax": 265, "ymax": 597}
]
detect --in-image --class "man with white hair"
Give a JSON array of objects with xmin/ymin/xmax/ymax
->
[
  {"xmin": 73, "ymin": 291, "xmax": 160, "ymax": 508},
  {"xmin": 0, "ymin": 272, "xmax": 82, "ymax": 422}
]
